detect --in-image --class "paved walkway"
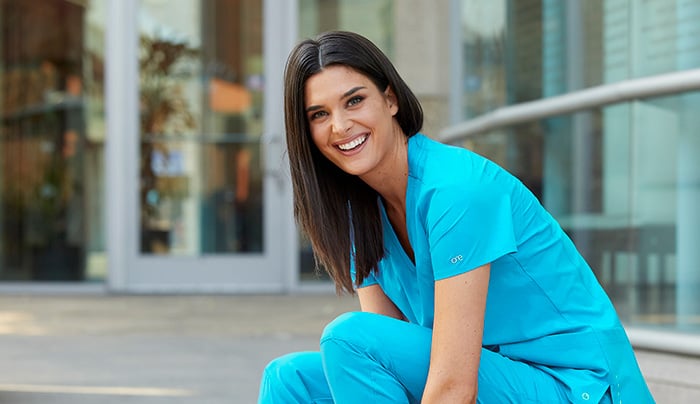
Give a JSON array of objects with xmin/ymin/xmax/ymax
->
[{"xmin": 0, "ymin": 294, "xmax": 698, "ymax": 403}]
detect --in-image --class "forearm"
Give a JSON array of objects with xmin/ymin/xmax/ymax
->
[{"xmin": 422, "ymin": 265, "xmax": 490, "ymax": 404}]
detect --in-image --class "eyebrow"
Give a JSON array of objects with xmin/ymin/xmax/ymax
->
[{"xmin": 305, "ymin": 86, "xmax": 367, "ymax": 113}]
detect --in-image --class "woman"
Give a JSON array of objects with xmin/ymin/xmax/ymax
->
[{"xmin": 258, "ymin": 31, "xmax": 655, "ymax": 403}]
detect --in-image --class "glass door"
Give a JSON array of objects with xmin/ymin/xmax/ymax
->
[
  {"xmin": 0, "ymin": 0, "xmax": 106, "ymax": 282},
  {"xmin": 111, "ymin": 0, "xmax": 295, "ymax": 292}
]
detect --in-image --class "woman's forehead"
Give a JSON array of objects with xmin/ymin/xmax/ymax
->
[
  {"xmin": 308, "ymin": 65, "xmax": 368, "ymax": 86},
  {"xmin": 304, "ymin": 66, "xmax": 373, "ymax": 102}
]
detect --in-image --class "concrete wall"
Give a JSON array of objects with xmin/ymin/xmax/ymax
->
[{"xmin": 393, "ymin": 0, "xmax": 451, "ymax": 138}]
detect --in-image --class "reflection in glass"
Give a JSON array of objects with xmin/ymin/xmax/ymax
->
[
  {"xmin": 138, "ymin": 0, "xmax": 264, "ymax": 255},
  {"xmin": 460, "ymin": 0, "xmax": 507, "ymax": 119},
  {"xmin": 457, "ymin": 0, "xmax": 700, "ymax": 331},
  {"xmin": 0, "ymin": 0, "xmax": 106, "ymax": 281},
  {"xmin": 200, "ymin": 141, "xmax": 262, "ymax": 253},
  {"xmin": 458, "ymin": 93, "xmax": 700, "ymax": 331},
  {"xmin": 458, "ymin": 0, "xmax": 700, "ymax": 120},
  {"xmin": 138, "ymin": 31, "xmax": 199, "ymax": 254}
]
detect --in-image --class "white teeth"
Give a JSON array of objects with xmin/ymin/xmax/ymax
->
[{"xmin": 338, "ymin": 135, "xmax": 368, "ymax": 151}]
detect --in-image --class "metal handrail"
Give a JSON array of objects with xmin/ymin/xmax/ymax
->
[
  {"xmin": 627, "ymin": 326, "xmax": 700, "ymax": 357},
  {"xmin": 439, "ymin": 68, "xmax": 700, "ymax": 143}
]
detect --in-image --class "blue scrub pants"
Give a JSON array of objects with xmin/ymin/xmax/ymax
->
[{"xmin": 258, "ymin": 311, "xmax": 586, "ymax": 403}]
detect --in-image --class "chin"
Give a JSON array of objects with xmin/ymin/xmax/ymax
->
[{"xmin": 340, "ymin": 168, "xmax": 364, "ymax": 177}]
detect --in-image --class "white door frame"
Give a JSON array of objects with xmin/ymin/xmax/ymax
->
[{"xmin": 105, "ymin": 0, "xmax": 299, "ymax": 293}]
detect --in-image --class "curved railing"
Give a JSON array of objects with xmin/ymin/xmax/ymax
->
[{"xmin": 438, "ymin": 68, "xmax": 700, "ymax": 143}]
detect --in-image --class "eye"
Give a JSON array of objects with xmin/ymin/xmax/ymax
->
[
  {"xmin": 347, "ymin": 95, "xmax": 364, "ymax": 107},
  {"xmin": 309, "ymin": 110, "xmax": 328, "ymax": 121}
]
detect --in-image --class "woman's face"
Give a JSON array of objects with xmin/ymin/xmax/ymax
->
[{"xmin": 304, "ymin": 65, "xmax": 401, "ymax": 178}]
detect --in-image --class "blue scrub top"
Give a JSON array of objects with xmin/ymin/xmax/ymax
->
[{"xmin": 354, "ymin": 134, "xmax": 654, "ymax": 403}]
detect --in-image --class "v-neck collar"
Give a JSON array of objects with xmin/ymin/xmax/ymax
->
[
  {"xmin": 379, "ymin": 200, "xmax": 416, "ymax": 267},
  {"xmin": 378, "ymin": 134, "xmax": 419, "ymax": 267}
]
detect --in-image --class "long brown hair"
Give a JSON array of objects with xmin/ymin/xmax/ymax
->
[{"xmin": 284, "ymin": 31, "xmax": 423, "ymax": 294}]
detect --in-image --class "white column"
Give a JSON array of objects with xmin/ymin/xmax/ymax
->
[
  {"xmin": 264, "ymin": 0, "xmax": 298, "ymax": 291},
  {"xmin": 105, "ymin": 0, "xmax": 140, "ymax": 291}
]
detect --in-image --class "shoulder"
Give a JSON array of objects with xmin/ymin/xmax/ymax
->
[{"xmin": 409, "ymin": 134, "xmax": 515, "ymax": 202}]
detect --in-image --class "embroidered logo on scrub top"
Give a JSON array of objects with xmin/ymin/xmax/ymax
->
[{"xmin": 450, "ymin": 255, "xmax": 463, "ymax": 264}]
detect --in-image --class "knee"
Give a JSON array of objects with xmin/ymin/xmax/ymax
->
[
  {"xmin": 261, "ymin": 352, "xmax": 309, "ymax": 384},
  {"xmin": 321, "ymin": 311, "xmax": 375, "ymax": 344},
  {"xmin": 259, "ymin": 351, "xmax": 318, "ymax": 403},
  {"xmin": 320, "ymin": 311, "xmax": 393, "ymax": 363}
]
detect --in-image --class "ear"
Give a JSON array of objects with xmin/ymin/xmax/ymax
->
[{"xmin": 384, "ymin": 86, "xmax": 399, "ymax": 116}]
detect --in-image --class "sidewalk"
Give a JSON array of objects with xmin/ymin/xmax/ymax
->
[{"xmin": 0, "ymin": 294, "xmax": 698, "ymax": 403}]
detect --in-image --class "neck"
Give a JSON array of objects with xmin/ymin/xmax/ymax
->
[{"xmin": 359, "ymin": 129, "xmax": 409, "ymax": 212}]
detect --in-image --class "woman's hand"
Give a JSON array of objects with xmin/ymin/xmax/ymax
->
[{"xmin": 422, "ymin": 263, "xmax": 490, "ymax": 403}]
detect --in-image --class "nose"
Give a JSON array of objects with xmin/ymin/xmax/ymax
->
[{"xmin": 331, "ymin": 111, "xmax": 352, "ymax": 135}]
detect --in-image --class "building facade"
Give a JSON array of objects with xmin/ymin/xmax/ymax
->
[
  {"xmin": 0, "ymin": 0, "xmax": 698, "ymax": 347},
  {"xmin": 439, "ymin": 0, "xmax": 700, "ymax": 351}
]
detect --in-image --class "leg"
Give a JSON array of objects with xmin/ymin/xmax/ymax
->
[
  {"xmin": 258, "ymin": 351, "xmax": 333, "ymax": 404},
  {"xmin": 320, "ymin": 311, "xmax": 432, "ymax": 403},
  {"xmin": 477, "ymin": 348, "xmax": 570, "ymax": 403},
  {"xmin": 320, "ymin": 311, "xmax": 572, "ymax": 403}
]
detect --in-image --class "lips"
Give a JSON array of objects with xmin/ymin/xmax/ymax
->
[{"xmin": 337, "ymin": 134, "xmax": 368, "ymax": 151}]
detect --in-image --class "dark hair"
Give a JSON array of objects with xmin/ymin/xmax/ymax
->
[{"xmin": 284, "ymin": 31, "xmax": 423, "ymax": 294}]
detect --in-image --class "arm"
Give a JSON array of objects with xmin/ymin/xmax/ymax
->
[
  {"xmin": 421, "ymin": 263, "xmax": 490, "ymax": 404},
  {"xmin": 357, "ymin": 284, "xmax": 405, "ymax": 320}
]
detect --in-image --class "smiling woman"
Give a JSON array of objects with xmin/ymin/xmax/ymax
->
[
  {"xmin": 283, "ymin": 32, "xmax": 423, "ymax": 298},
  {"xmin": 258, "ymin": 31, "xmax": 655, "ymax": 404},
  {"xmin": 304, "ymin": 66, "xmax": 400, "ymax": 178}
]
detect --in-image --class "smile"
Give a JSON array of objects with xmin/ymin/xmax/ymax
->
[{"xmin": 337, "ymin": 134, "xmax": 368, "ymax": 151}]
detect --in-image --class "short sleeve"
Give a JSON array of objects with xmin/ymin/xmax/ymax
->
[{"xmin": 427, "ymin": 183, "xmax": 517, "ymax": 280}]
